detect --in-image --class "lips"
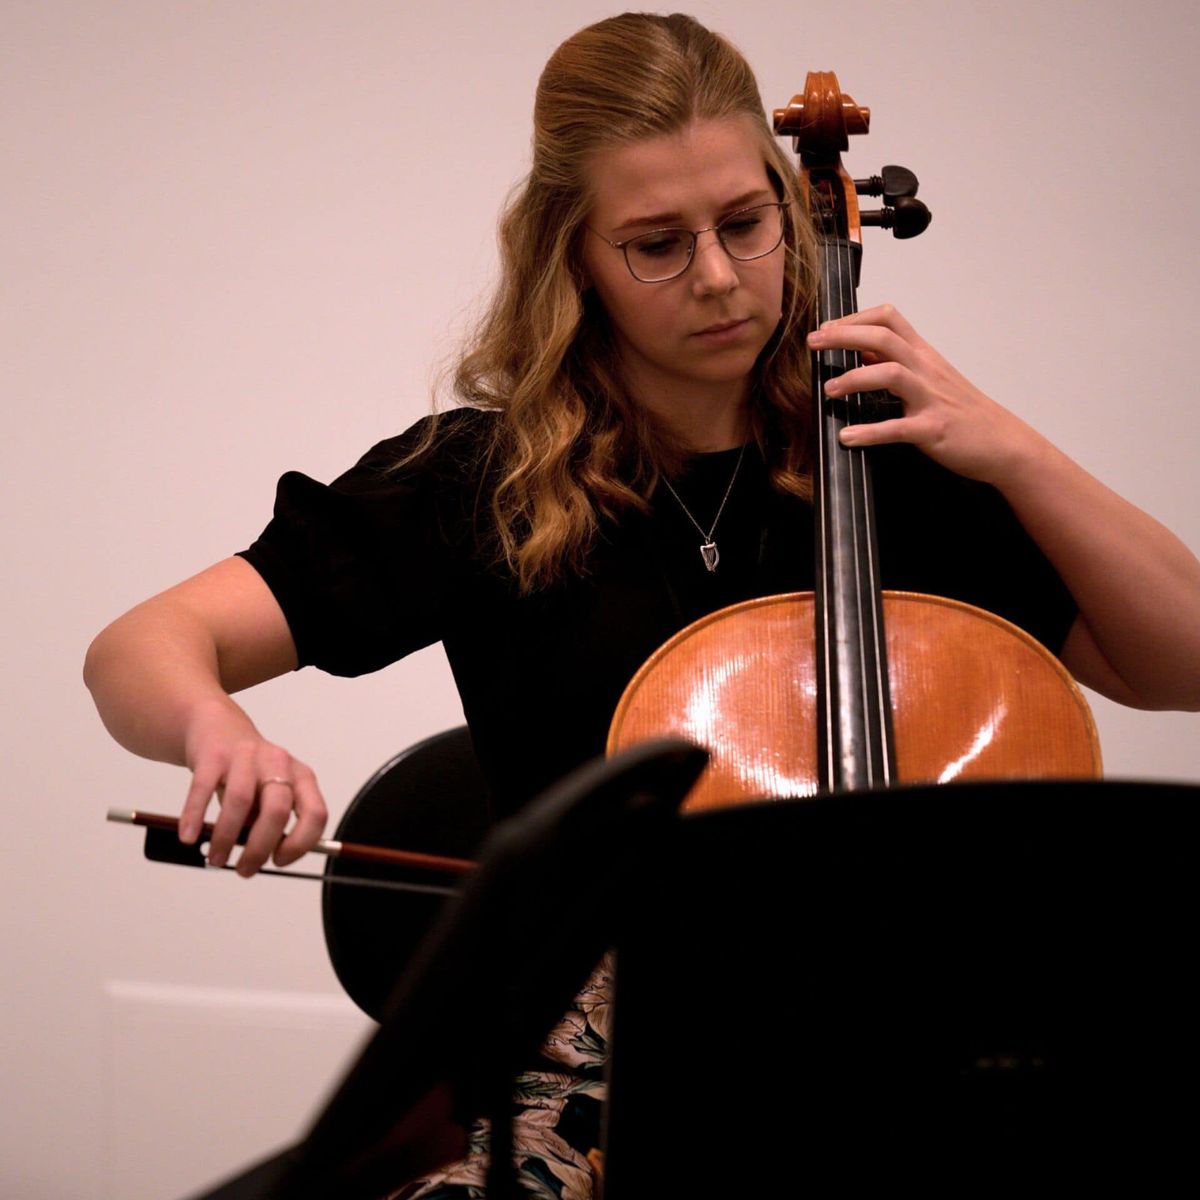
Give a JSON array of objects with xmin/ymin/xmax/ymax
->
[
  {"xmin": 692, "ymin": 317, "xmax": 753, "ymax": 347},
  {"xmin": 696, "ymin": 318, "xmax": 748, "ymax": 335}
]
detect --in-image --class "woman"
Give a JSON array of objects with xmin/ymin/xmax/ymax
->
[{"xmin": 84, "ymin": 11, "xmax": 1200, "ymax": 1197}]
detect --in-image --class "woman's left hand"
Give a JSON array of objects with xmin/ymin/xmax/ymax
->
[{"xmin": 806, "ymin": 304, "xmax": 1044, "ymax": 485}]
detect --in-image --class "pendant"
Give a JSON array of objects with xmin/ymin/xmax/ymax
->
[{"xmin": 700, "ymin": 541, "xmax": 720, "ymax": 572}]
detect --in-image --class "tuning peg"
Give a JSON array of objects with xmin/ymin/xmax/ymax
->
[
  {"xmin": 854, "ymin": 165, "xmax": 920, "ymax": 202},
  {"xmin": 859, "ymin": 196, "xmax": 932, "ymax": 239}
]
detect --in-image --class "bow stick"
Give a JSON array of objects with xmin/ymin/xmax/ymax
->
[{"xmin": 108, "ymin": 807, "xmax": 475, "ymax": 894}]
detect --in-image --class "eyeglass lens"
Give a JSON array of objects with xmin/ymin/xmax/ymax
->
[{"xmin": 624, "ymin": 203, "xmax": 783, "ymax": 283}]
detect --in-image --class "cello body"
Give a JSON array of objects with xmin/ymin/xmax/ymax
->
[{"xmin": 609, "ymin": 590, "xmax": 1101, "ymax": 811}]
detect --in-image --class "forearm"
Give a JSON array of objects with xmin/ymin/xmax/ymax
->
[
  {"xmin": 83, "ymin": 601, "xmax": 258, "ymax": 764},
  {"xmin": 996, "ymin": 436, "xmax": 1200, "ymax": 710}
]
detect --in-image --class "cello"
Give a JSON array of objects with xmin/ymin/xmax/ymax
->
[{"xmin": 608, "ymin": 70, "xmax": 1102, "ymax": 801}]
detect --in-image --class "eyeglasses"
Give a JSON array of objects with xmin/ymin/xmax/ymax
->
[{"xmin": 586, "ymin": 202, "xmax": 787, "ymax": 283}]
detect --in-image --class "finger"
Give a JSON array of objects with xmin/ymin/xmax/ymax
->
[
  {"xmin": 823, "ymin": 361, "xmax": 916, "ymax": 403},
  {"xmin": 808, "ymin": 324, "xmax": 916, "ymax": 370},
  {"xmin": 823, "ymin": 303, "xmax": 919, "ymax": 341},
  {"xmin": 838, "ymin": 417, "xmax": 919, "ymax": 449},
  {"xmin": 179, "ymin": 766, "xmax": 222, "ymax": 843},
  {"xmin": 209, "ymin": 753, "xmax": 258, "ymax": 868},
  {"xmin": 237, "ymin": 777, "xmax": 295, "ymax": 877},
  {"xmin": 274, "ymin": 768, "xmax": 328, "ymax": 868}
]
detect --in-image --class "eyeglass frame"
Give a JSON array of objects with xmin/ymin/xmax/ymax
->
[{"xmin": 584, "ymin": 201, "xmax": 789, "ymax": 284}]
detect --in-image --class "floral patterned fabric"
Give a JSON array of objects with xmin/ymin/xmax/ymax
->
[{"xmin": 389, "ymin": 955, "xmax": 612, "ymax": 1200}]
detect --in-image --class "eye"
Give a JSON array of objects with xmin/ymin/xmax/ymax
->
[
  {"xmin": 720, "ymin": 212, "xmax": 763, "ymax": 239},
  {"xmin": 630, "ymin": 230, "xmax": 689, "ymax": 258}
]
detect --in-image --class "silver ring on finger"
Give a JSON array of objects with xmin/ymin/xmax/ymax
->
[{"xmin": 260, "ymin": 777, "xmax": 294, "ymax": 790}]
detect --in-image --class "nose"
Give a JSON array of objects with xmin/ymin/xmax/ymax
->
[{"xmin": 689, "ymin": 228, "xmax": 738, "ymax": 295}]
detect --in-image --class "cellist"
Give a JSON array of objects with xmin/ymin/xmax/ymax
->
[{"xmin": 84, "ymin": 12, "xmax": 1200, "ymax": 1196}]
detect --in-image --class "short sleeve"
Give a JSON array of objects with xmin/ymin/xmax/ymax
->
[{"xmin": 237, "ymin": 411, "xmax": 490, "ymax": 676}]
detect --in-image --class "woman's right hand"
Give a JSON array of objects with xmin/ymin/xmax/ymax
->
[{"xmin": 178, "ymin": 696, "xmax": 328, "ymax": 877}]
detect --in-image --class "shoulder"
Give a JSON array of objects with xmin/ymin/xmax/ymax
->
[
  {"xmin": 336, "ymin": 406, "xmax": 501, "ymax": 492},
  {"xmin": 302, "ymin": 408, "xmax": 502, "ymax": 528},
  {"xmin": 256, "ymin": 407, "xmax": 502, "ymax": 552},
  {"xmin": 304, "ymin": 407, "xmax": 504, "ymax": 561}
]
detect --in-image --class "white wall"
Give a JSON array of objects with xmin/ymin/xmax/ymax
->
[{"xmin": 3, "ymin": 1, "xmax": 1198, "ymax": 1195}]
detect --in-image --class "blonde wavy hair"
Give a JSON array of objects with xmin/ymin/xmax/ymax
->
[{"xmin": 415, "ymin": 12, "xmax": 819, "ymax": 592}]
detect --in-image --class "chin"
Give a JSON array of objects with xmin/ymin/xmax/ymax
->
[{"xmin": 696, "ymin": 350, "xmax": 763, "ymax": 381}]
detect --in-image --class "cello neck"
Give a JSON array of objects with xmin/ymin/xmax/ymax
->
[
  {"xmin": 810, "ymin": 215, "xmax": 896, "ymax": 794},
  {"xmin": 777, "ymin": 70, "xmax": 900, "ymax": 793}
]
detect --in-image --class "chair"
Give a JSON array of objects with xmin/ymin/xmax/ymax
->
[{"xmin": 322, "ymin": 725, "xmax": 492, "ymax": 1022}]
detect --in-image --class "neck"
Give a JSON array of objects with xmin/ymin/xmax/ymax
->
[{"xmin": 633, "ymin": 379, "xmax": 751, "ymax": 453}]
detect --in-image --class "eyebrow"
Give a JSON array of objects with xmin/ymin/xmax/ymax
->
[{"xmin": 611, "ymin": 188, "xmax": 775, "ymax": 234}]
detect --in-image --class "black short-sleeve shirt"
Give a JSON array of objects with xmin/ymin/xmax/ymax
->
[{"xmin": 239, "ymin": 408, "xmax": 1076, "ymax": 816}]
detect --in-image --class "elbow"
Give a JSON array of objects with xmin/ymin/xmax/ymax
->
[
  {"xmin": 1124, "ymin": 658, "xmax": 1200, "ymax": 712},
  {"xmin": 1064, "ymin": 621, "xmax": 1200, "ymax": 713},
  {"xmin": 82, "ymin": 625, "xmax": 125, "ymax": 745},
  {"xmin": 82, "ymin": 627, "xmax": 110, "ymax": 696},
  {"xmin": 1149, "ymin": 690, "xmax": 1200, "ymax": 714},
  {"xmin": 83, "ymin": 613, "xmax": 141, "ymax": 699},
  {"xmin": 1106, "ymin": 678, "xmax": 1200, "ymax": 713},
  {"xmin": 83, "ymin": 621, "xmax": 130, "ymax": 709}
]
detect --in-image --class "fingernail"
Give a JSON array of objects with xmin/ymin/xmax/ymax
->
[
  {"xmin": 208, "ymin": 850, "xmax": 226, "ymax": 869},
  {"xmin": 824, "ymin": 379, "xmax": 841, "ymax": 395}
]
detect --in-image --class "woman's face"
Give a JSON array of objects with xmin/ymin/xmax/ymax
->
[{"xmin": 580, "ymin": 116, "xmax": 785, "ymax": 426}]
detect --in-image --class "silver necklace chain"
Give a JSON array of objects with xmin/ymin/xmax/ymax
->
[{"xmin": 660, "ymin": 443, "xmax": 747, "ymax": 573}]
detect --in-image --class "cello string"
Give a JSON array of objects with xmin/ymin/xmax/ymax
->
[
  {"xmin": 835, "ymin": 212, "xmax": 863, "ymax": 721},
  {"xmin": 818, "ymin": 183, "xmax": 869, "ymax": 789},
  {"xmin": 814, "ymin": 188, "xmax": 837, "ymax": 787},
  {"xmin": 834, "ymin": 206, "xmax": 878, "ymax": 786},
  {"xmin": 844, "ymin": 219, "xmax": 891, "ymax": 784},
  {"xmin": 835, "ymin": 196, "xmax": 891, "ymax": 787}
]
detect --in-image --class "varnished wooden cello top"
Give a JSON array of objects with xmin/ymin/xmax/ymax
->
[{"xmin": 610, "ymin": 590, "xmax": 1101, "ymax": 810}]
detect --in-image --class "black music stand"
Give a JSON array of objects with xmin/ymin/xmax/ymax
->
[
  {"xmin": 602, "ymin": 779, "xmax": 1198, "ymax": 1192},
  {"xmin": 604, "ymin": 777, "xmax": 1195, "ymax": 1190},
  {"xmin": 185, "ymin": 737, "xmax": 707, "ymax": 1200}
]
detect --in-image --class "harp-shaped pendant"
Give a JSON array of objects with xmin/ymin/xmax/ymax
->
[{"xmin": 700, "ymin": 541, "xmax": 720, "ymax": 572}]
